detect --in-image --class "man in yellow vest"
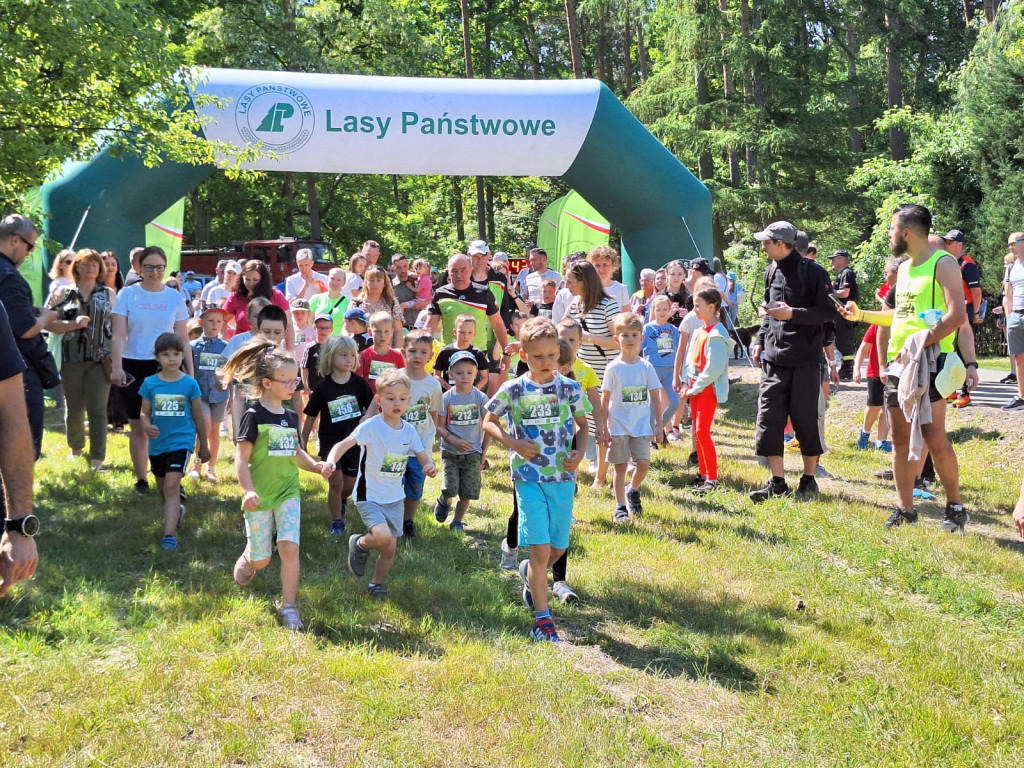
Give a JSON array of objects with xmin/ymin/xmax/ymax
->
[{"xmin": 840, "ymin": 204, "xmax": 976, "ymax": 532}]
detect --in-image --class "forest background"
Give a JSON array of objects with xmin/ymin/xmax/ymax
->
[{"xmin": 2, "ymin": 0, "xmax": 1024, "ymax": 320}]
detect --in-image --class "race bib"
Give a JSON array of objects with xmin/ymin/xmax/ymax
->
[
  {"xmin": 295, "ymin": 331, "xmax": 307, "ymax": 346},
  {"xmin": 520, "ymin": 393, "xmax": 560, "ymax": 428},
  {"xmin": 328, "ymin": 395, "xmax": 360, "ymax": 423},
  {"xmin": 449, "ymin": 403, "xmax": 480, "ymax": 426},
  {"xmin": 153, "ymin": 393, "xmax": 187, "ymax": 418},
  {"xmin": 369, "ymin": 359, "xmax": 396, "ymax": 380},
  {"xmin": 656, "ymin": 333, "xmax": 674, "ymax": 355},
  {"xmin": 404, "ymin": 400, "xmax": 428, "ymax": 425},
  {"xmin": 380, "ymin": 450, "xmax": 408, "ymax": 477},
  {"xmin": 622, "ymin": 386, "xmax": 649, "ymax": 406},
  {"xmin": 267, "ymin": 425, "xmax": 299, "ymax": 457},
  {"xmin": 198, "ymin": 352, "xmax": 225, "ymax": 371}
]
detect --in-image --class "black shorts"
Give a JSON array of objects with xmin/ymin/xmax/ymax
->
[
  {"xmin": 150, "ymin": 449, "xmax": 192, "ymax": 478},
  {"xmin": 884, "ymin": 354, "xmax": 945, "ymax": 409},
  {"xmin": 866, "ymin": 376, "xmax": 884, "ymax": 407},
  {"xmin": 488, "ymin": 354, "xmax": 503, "ymax": 375},
  {"xmin": 121, "ymin": 358, "xmax": 161, "ymax": 420},
  {"xmin": 321, "ymin": 443, "xmax": 360, "ymax": 477},
  {"xmin": 754, "ymin": 361, "xmax": 823, "ymax": 457}
]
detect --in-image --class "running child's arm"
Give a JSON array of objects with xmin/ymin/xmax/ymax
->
[
  {"xmin": 586, "ymin": 385, "xmax": 604, "ymax": 445},
  {"xmin": 650, "ymin": 387, "xmax": 665, "ymax": 435},
  {"xmin": 190, "ymin": 397, "xmax": 211, "ymax": 462},
  {"xmin": 294, "ymin": 445, "xmax": 330, "ymax": 477},
  {"xmin": 324, "ymin": 434, "xmax": 359, "ymax": 468},
  {"xmin": 482, "ymin": 411, "xmax": 538, "ymax": 459},
  {"xmin": 414, "ymin": 449, "xmax": 437, "ymax": 477},
  {"xmin": 672, "ymin": 331, "xmax": 692, "ymax": 392},
  {"xmin": 139, "ymin": 398, "xmax": 159, "ymax": 438},
  {"xmin": 290, "ymin": 391, "xmax": 304, "ymax": 431},
  {"xmin": 853, "ymin": 341, "xmax": 869, "ymax": 384},
  {"xmin": 564, "ymin": 413, "xmax": 589, "ymax": 472},
  {"xmin": 299, "ymin": 410, "xmax": 315, "ymax": 451},
  {"xmin": 599, "ymin": 390, "xmax": 613, "ymax": 446},
  {"xmin": 235, "ymin": 441, "xmax": 260, "ymax": 511},
  {"xmin": 173, "ymin": 319, "xmax": 195, "ymax": 377}
]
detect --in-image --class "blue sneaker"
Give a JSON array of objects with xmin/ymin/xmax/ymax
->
[
  {"xmin": 530, "ymin": 617, "xmax": 560, "ymax": 643},
  {"xmin": 857, "ymin": 430, "xmax": 870, "ymax": 450},
  {"xmin": 876, "ymin": 440, "xmax": 892, "ymax": 453},
  {"xmin": 160, "ymin": 535, "xmax": 177, "ymax": 551},
  {"xmin": 330, "ymin": 519, "xmax": 346, "ymax": 536},
  {"xmin": 434, "ymin": 496, "xmax": 451, "ymax": 523},
  {"xmin": 519, "ymin": 559, "xmax": 534, "ymax": 609}
]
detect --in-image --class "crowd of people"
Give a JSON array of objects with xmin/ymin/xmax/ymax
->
[{"xmin": 3, "ymin": 208, "xmax": 1024, "ymax": 641}]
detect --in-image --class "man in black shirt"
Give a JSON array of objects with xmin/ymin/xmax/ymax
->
[
  {"xmin": 830, "ymin": 250, "xmax": 859, "ymax": 381},
  {"xmin": 749, "ymin": 221, "xmax": 836, "ymax": 503}
]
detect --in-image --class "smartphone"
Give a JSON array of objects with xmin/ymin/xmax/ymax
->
[{"xmin": 829, "ymin": 294, "xmax": 844, "ymax": 308}]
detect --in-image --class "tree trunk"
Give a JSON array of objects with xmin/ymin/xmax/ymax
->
[
  {"xmin": 486, "ymin": 183, "xmax": 495, "ymax": 243},
  {"xmin": 637, "ymin": 20, "xmax": 649, "ymax": 80},
  {"xmin": 283, "ymin": 172, "xmax": 295, "ymax": 232},
  {"xmin": 961, "ymin": 0, "xmax": 972, "ymax": 26},
  {"xmin": 565, "ymin": 0, "xmax": 584, "ymax": 79},
  {"xmin": 885, "ymin": 11, "xmax": 906, "ymax": 161},
  {"xmin": 984, "ymin": 0, "xmax": 996, "ymax": 22},
  {"xmin": 623, "ymin": 14, "xmax": 633, "ymax": 96},
  {"xmin": 475, "ymin": 177, "xmax": 486, "ymax": 239},
  {"xmin": 190, "ymin": 187, "xmax": 211, "ymax": 245},
  {"xmin": 306, "ymin": 175, "xmax": 321, "ymax": 240},
  {"xmin": 846, "ymin": 27, "xmax": 863, "ymax": 154},
  {"xmin": 720, "ymin": 0, "xmax": 740, "ymax": 186},
  {"xmin": 452, "ymin": 178, "xmax": 465, "ymax": 243}
]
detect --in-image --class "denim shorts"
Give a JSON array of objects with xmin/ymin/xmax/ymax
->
[{"xmin": 404, "ymin": 454, "xmax": 426, "ymax": 501}]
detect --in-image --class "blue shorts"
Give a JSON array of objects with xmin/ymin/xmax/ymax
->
[
  {"xmin": 404, "ymin": 455, "xmax": 425, "ymax": 501},
  {"xmin": 514, "ymin": 480, "xmax": 575, "ymax": 550}
]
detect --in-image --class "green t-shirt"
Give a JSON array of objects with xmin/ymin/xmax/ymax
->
[
  {"xmin": 309, "ymin": 292, "xmax": 349, "ymax": 334},
  {"xmin": 237, "ymin": 402, "xmax": 301, "ymax": 510},
  {"xmin": 886, "ymin": 250, "xmax": 956, "ymax": 361},
  {"xmin": 427, "ymin": 282, "xmax": 499, "ymax": 350}
]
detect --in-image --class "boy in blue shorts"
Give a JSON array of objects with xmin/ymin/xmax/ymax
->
[{"xmin": 484, "ymin": 317, "xmax": 591, "ymax": 643}]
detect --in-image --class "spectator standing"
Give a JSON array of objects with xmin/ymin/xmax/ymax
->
[
  {"xmin": 515, "ymin": 246, "xmax": 562, "ymax": 304},
  {"xmin": 830, "ymin": 250, "xmax": 859, "ymax": 381},
  {"xmin": 629, "ymin": 269, "xmax": 657, "ymax": 316},
  {"xmin": 285, "ymin": 248, "xmax": 328, "ymax": 302},
  {"xmin": 390, "ymin": 253, "xmax": 429, "ymax": 330},
  {"xmin": 224, "ymin": 260, "xmax": 294, "ymax": 349},
  {"xmin": 350, "ymin": 265, "xmax": 405, "ymax": 341},
  {"xmin": 1001, "ymin": 232, "xmax": 1024, "ymax": 410},
  {"xmin": 588, "ymin": 245, "xmax": 630, "ymax": 310},
  {"xmin": 200, "ymin": 260, "xmax": 229, "ymax": 304}
]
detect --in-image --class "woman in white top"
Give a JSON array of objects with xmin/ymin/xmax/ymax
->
[
  {"xmin": 110, "ymin": 246, "xmax": 192, "ymax": 492},
  {"xmin": 588, "ymin": 245, "xmax": 630, "ymax": 311}
]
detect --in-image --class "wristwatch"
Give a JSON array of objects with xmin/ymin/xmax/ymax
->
[
  {"xmin": 3, "ymin": 515, "xmax": 39, "ymax": 538},
  {"xmin": 965, "ymin": 361, "xmax": 978, "ymax": 369}
]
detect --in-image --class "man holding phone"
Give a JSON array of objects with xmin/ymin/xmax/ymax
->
[{"xmin": 830, "ymin": 250, "xmax": 859, "ymax": 380}]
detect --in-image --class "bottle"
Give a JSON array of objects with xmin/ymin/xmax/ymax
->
[{"xmin": 918, "ymin": 308, "xmax": 944, "ymax": 327}]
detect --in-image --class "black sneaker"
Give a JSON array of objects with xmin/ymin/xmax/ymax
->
[
  {"xmin": 794, "ymin": 475, "xmax": 819, "ymax": 501},
  {"xmin": 692, "ymin": 479, "xmax": 720, "ymax": 496},
  {"xmin": 134, "ymin": 478, "xmax": 149, "ymax": 496},
  {"xmin": 347, "ymin": 534, "xmax": 369, "ymax": 577},
  {"xmin": 613, "ymin": 505, "xmax": 631, "ymax": 524},
  {"xmin": 625, "ymin": 487, "xmax": 642, "ymax": 517},
  {"xmin": 434, "ymin": 496, "xmax": 451, "ymax": 523},
  {"xmin": 884, "ymin": 506, "xmax": 918, "ymax": 528},
  {"xmin": 749, "ymin": 478, "xmax": 789, "ymax": 504},
  {"xmin": 403, "ymin": 519, "xmax": 416, "ymax": 539},
  {"xmin": 940, "ymin": 503, "xmax": 970, "ymax": 533},
  {"xmin": 875, "ymin": 468, "xmax": 894, "ymax": 480},
  {"xmin": 685, "ymin": 473, "xmax": 706, "ymax": 487},
  {"xmin": 914, "ymin": 476, "xmax": 934, "ymax": 491},
  {"xmin": 999, "ymin": 373, "xmax": 1018, "ymax": 384}
]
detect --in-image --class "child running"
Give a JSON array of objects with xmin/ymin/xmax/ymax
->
[
  {"xmin": 219, "ymin": 339, "xmax": 331, "ymax": 631},
  {"xmin": 189, "ymin": 304, "xmax": 230, "ymax": 481},
  {"xmin": 679, "ymin": 288, "xmax": 734, "ymax": 495},
  {"xmin": 400, "ymin": 330, "xmax": 442, "ymax": 538},
  {"xmin": 301, "ymin": 335, "xmax": 375, "ymax": 537},
  {"xmin": 853, "ymin": 323, "xmax": 891, "ymax": 452},
  {"xmin": 358, "ymin": 310, "xmax": 405, "ymax": 395},
  {"xmin": 600, "ymin": 312, "xmax": 664, "ymax": 523},
  {"xmin": 434, "ymin": 350, "xmax": 488, "ymax": 532},
  {"xmin": 484, "ymin": 317, "xmax": 591, "ymax": 643},
  {"xmin": 326, "ymin": 368, "xmax": 437, "ymax": 598},
  {"xmin": 139, "ymin": 333, "xmax": 210, "ymax": 550}
]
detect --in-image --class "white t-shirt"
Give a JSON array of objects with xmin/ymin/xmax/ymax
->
[
  {"xmin": 1006, "ymin": 260, "xmax": 1024, "ymax": 311},
  {"xmin": 520, "ymin": 268, "xmax": 562, "ymax": 304},
  {"xmin": 552, "ymin": 287, "xmax": 574, "ymax": 324},
  {"xmin": 404, "ymin": 374, "xmax": 443, "ymax": 450},
  {"xmin": 200, "ymin": 278, "xmax": 223, "ymax": 303},
  {"xmin": 340, "ymin": 272, "xmax": 361, "ymax": 298},
  {"xmin": 600, "ymin": 357, "xmax": 663, "ymax": 437},
  {"xmin": 713, "ymin": 273, "xmax": 731, "ymax": 306},
  {"xmin": 285, "ymin": 272, "xmax": 327, "ymax": 301},
  {"xmin": 112, "ymin": 284, "xmax": 190, "ymax": 360},
  {"xmin": 604, "ymin": 280, "xmax": 630, "ymax": 311},
  {"xmin": 351, "ymin": 416, "xmax": 425, "ymax": 505},
  {"xmin": 222, "ymin": 331, "xmax": 253, "ymax": 361}
]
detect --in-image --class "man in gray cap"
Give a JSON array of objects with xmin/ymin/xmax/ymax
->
[{"xmin": 749, "ymin": 221, "xmax": 836, "ymax": 502}]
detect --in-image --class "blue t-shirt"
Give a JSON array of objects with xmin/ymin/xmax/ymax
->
[
  {"xmin": 139, "ymin": 373, "xmax": 202, "ymax": 455},
  {"xmin": 641, "ymin": 322, "xmax": 680, "ymax": 368},
  {"xmin": 191, "ymin": 335, "xmax": 229, "ymax": 404}
]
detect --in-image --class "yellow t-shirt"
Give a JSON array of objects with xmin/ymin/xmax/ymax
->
[{"xmin": 573, "ymin": 358, "xmax": 600, "ymax": 393}]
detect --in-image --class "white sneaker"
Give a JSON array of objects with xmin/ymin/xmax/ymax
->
[
  {"xmin": 500, "ymin": 539, "xmax": 518, "ymax": 570},
  {"xmin": 587, "ymin": 461, "xmax": 599, "ymax": 474},
  {"xmin": 278, "ymin": 602, "xmax": 304, "ymax": 631},
  {"xmin": 187, "ymin": 469, "xmax": 201, "ymax": 480}
]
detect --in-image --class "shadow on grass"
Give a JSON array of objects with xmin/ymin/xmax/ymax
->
[{"xmin": 947, "ymin": 426, "xmax": 1001, "ymax": 443}]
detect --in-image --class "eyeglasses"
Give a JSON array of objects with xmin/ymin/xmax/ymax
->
[
  {"xmin": 269, "ymin": 377, "xmax": 300, "ymax": 388},
  {"xmin": 61, "ymin": 259, "xmax": 73, "ymax": 265},
  {"xmin": 18, "ymin": 235, "xmax": 37, "ymax": 253},
  {"xmin": 141, "ymin": 263, "xmax": 166, "ymax": 272},
  {"xmin": 1011, "ymin": 239, "xmax": 1024, "ymax": 246}
]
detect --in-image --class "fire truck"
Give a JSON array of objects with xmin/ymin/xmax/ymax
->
[{"xmin": 180, "ymin": 237, "xmax": 337, "ymax": 284}]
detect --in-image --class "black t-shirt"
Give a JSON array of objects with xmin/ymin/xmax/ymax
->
[
  {"xmin": 432, "ymin": 343, "xmax": 490, "ymax": 386},
  {"xmin": 428, "ymin": 281, "xmax": 500, "ymax": 349},
  {"xmin": 536, "ymin": 302, "xmax": 553, "ymax": 319},
  {"xmin": 0, "ymin": 252, "xmax": 48, "ymax": 370},
  {"xmin": 658, "ymin": 287, "xmax": 690, "ymax": 327},
  {"xmin": 303, "ymin": 372, "xmax": 374, "ymax": 454},
  {"xmin": 834, "ymin": 267, "xmax": 860, "ymax": 305},
  {"xmin": 354, "ymin": 332, "xmax": 373, "ymax": 352},
  {"xmin": 0, "ymin": 301, "xmax": 26, "ymax": 382},
  {"xmin": 301, "ymin": 342, "xmax": 323, "ymax": 392}
]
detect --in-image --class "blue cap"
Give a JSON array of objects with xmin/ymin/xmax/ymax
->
[
  {"xmin": 449, "ymin": 350, "xmax": 479, "ymax": 368},
  {"xmin": 344, "ymin": 307, "xmax": 369, "ymax": 323}
]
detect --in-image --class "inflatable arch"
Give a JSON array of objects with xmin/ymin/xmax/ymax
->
[{"xmin": 37, "ymin": 68, "xmax": 711, "ymax": 293}]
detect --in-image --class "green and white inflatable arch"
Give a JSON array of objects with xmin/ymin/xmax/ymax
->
[{"xmin": 38, "ymin": 68, "xmax": 711, "ymax": 291}]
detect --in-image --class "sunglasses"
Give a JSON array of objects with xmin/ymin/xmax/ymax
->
[
  {"xmin": 19, "ymin": 235, "xmax": 37, "ymax": 253},
  {"xmin": 61, "ymin": 259, "xmax": 73, "ymax": 265}
]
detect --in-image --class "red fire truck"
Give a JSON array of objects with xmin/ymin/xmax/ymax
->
[{"xmin": 180, "ymin": 237, "xmax": 337, "ymax": 284}]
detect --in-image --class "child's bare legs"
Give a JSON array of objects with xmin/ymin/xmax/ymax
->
[
  {"xmin": 528, "ymin": 544, "xmax": 564, "ymax": 613},
  {"xmin": 277, "ymin": 540, "xmax": 300, "ymax": 604},
  {"xmin": 628, "ymin": 459, "xmax": 650, "ymax": 491},
  {"xmin": 207, "ymin": 415, "xmax": 221, "ymax": 468},
  {"xmin": 359, "ymin": 523, "xmax": 397, "ymax": 584},
  {"xmin": 328, "ymin": 472, "xmax": 353, "ymax": 521},
  {"xmin": 155, "ymin": 472, "xmax": 183, "ymax": 537},
  {"xmin": 876, "ymin": 409, "xmax": 889, "ymax": 442},
  {"xmin": 452, "ymin": 497, "xmax": 471, "ymax": 524},
  {"xmin": 612, "ymin": 463, "xmax": 629, "ymax": 504}
]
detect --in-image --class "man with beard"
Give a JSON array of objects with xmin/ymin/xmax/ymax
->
[{"xmin": 840, "ymin": 204, "xmax": 973, "ymax": 532}]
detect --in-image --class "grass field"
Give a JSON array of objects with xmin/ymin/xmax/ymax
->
[{"xmin": 3, "ymin": 367, "xmax": 1024, "ymax": 767}]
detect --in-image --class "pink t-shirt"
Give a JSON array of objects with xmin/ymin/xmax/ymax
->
[
  {"xmin": 416, "ymin": 275, "xmax": 433, "ymax": 302},
  {"xmin": 223, "ymin": 289, "xmax": 290, "ymax": 334}
]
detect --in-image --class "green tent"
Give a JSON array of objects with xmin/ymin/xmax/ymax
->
[{"xmin": 535, "ymin": 190, "xmax": 610, "ymax": 273}]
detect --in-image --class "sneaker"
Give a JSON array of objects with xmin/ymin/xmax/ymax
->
[
  {"xmin": 367, "ymin": 583, "xmax": 389, "ymax": 599},
  {"xmin": 403, "ymin": 519, "xmax": 416, "ymax": 538},
  {"xmin": 178, "ymin": 503, "xmax": 186, "ymax": 524},
  {"xmin": 1001, "ymin": 396, "xmax": 1024, "ymax": 411},
  {"xmin": 914, "ymin": 476, "xmax": 933, "ymax": 491},
  {"xmin": 613, "ymin": 505, "xmax": 631, "ymax": 524},
  {"xmin": 134, "ymin": 478, "xmax": 149, "ymax": 496},
  {"xmin": 876, "ymin": 440, "xmax": 892, "ymax": 453},
  {"xmin": 999, "ymin": 372, "xmax": 1017, "ymax": 384},
  {"xmin": 685, "ymin": 473, "xmax": 706, "ymax": 487},
  {"xmin": 449, "ymin": 521, "xmax": 467, "ymax": 533},
  {"xmin": 857, "ymin": 430, "xmax": 870, "ymax": 450},
  {"xmin": 179, "ymin": 489, "xmax": 188, "ymax": 504},
  {"xmin": 692, "ymin": 479, "xmax": 720, "ymax": 495},
  {"xmin": 875, "ymin": 468, "xmax": 894, "ymax": 480},
  {"xmin": 785, "ymin": 438, "xmax": 802, "ymax": 453},
  {"xmin": 220, "ymin": 423, "xmax": 230, "ymax": 437},
  {"xmin": 666, "ymin": 429, "xmax": 682, "ymax": 442},
  {"xmin": 814, "ymin": 464, "xmax": 833, "ymax": 480},
  {"xmin": 625, "ymin": 487, "xmax": 642, "ymax": 517},
  {"xmin": 160, "ymin": 535, "xmax": 177, "ymax": 550},
  {"xmin": 587, "ymin": 460, "xmax": 600, "ymax": 474},
  {"xmin": 650, "ymin": 440, "xmax": 660, "ymax": 450},
  {"xmin": 233, "ymin": 554, "xmax": 256, "ymax": 586},
  {"xmin": 795, "ymin": 475, "xmax": 819, "ymax": 501},
  {"xmin": 883, "ymin": 506, "xmax": 919, "ymax": 528},
  {"xmin": 500, "ymin": 539, "xmax": 518, "ymax": 571},
  {"xmin": 187, "ymin": 469, "xmax": 201, "ymax": 480},
  {"xmin": 953, "ymin": 394, "xmax": 971, "ymax": 408},
  {"xmin": 783, "ymin": 432, "xmax": 795, "ymax": 445},
  {"xmin": 687, "ymin": 450, "xmax": 699, "ymax": 467},
  {"xmin": 530, "ymin": 617, "xmax": 560, "ymax": 643},
  {"xmin": 941, "ymin": 503, "xmax": 970, "ymax": 533},
  {"xmin": 204, "ymin": 469, "xmax": 217, "ymax": 482},
  {"xmin": 329, "ymin": 519, "xmax": 346, "ymax": 536},
  {"xmin": 552, "ymin": 581, "xmax": 579, "ymax": 604},
  {"xmin": 434, "ymin": 496, "xmax": 451, "ymax": 523},
  {"xmin": 89, "ymin": 461, "xmax": 106, "ymax": 472},
  {"xmin": 278, "ymin": 602, "xmax": 304, "ymax": 631},
  {"xmin": 347, "ymin": 534, "xmax": 369, "ymax": 578},
  {"xmin": 519, "ymin": 559, "xmax": 534, "ymax": 609},
  {"xmin": 749, "ymin": 478, "xmax": 789, "ymax": 504}
]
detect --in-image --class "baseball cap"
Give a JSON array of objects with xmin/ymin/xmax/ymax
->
[
  {"xmin": 343, "ymin": 307, "xmax": 369, "ymax": 323},
  {"xmin": 491, "ymin": 251, "xmax": 509, "ymax": 263},
  {"xmin": 185, "ymin": 270, "xmax": 194, "ymax": 277},
  {"xmin": 829, "ymin": 250, "xmax": 851, "ymax": 260},
  {"xmin": 225, "ymin": 261, "xmax": 242, "ymax": 275},
  {"xmin": 313, "ymin": 313, "xmax": 334, "ymax": 324},
  {"xmin": 290, "ymin": 298, "xmax": 310, "ymax": 311},
  {"xmin": 753, "ymin": 221, "xmax": 798, "ymax": 243},
  {"xmin": 468, "ymin": 239, "xmax": 489, "ymax": 255},
  {"xmin": 942, "ymin": 229, "xmax": 966, "ymax": 243},
  {"xmin": 449, "ymin": 350, "xmax": 479, "ymax": 368},
  {"xmin": 727, "ymin": 270, "xmax": 737, "ymax": 280},
  {"xmin": 199, "ymin": 304, "xmax": 230, "ymax": 318},
  {"xmin": 689, "ymin": 258, "xmax": 712, "ymax": 275}
]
